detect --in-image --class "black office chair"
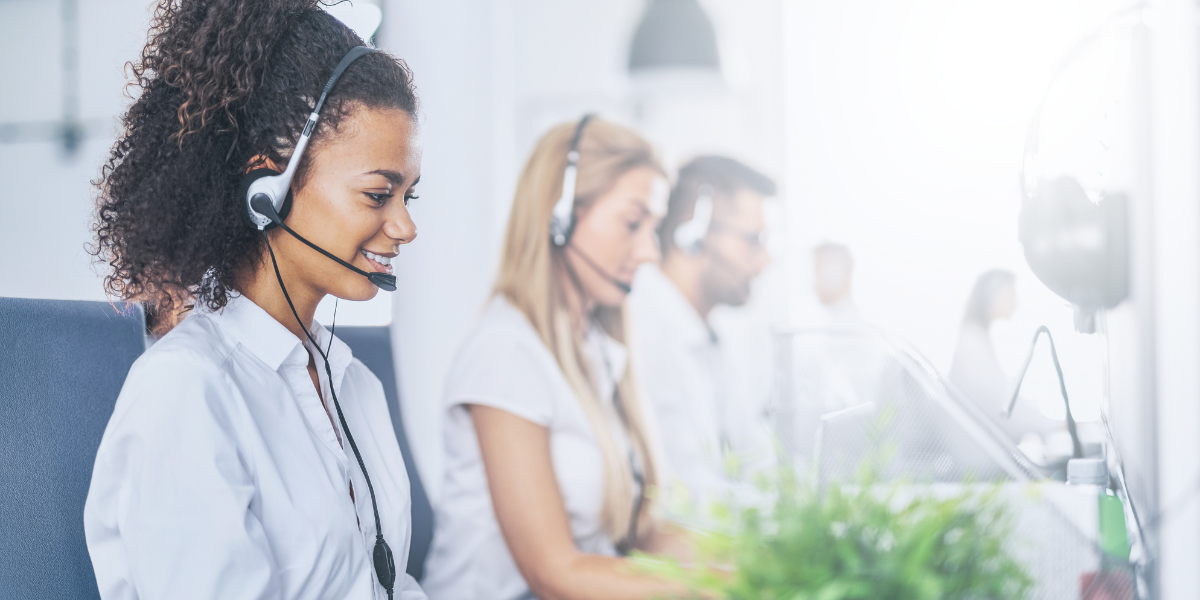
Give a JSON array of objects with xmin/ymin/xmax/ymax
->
[
  {"xmin": 337, "ymin": 325, "xmax": 435, "ymax": 582},
  {"xmin": 0, "ymin": 298, "xmax": 146, "ymax": 600}
]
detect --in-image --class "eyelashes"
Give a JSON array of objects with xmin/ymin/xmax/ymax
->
[{"xmin": 366, "ymin": 191, "xmax": 419, "ymax": 206}]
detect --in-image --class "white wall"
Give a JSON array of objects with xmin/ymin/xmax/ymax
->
[
  {"xmin": 380, "ymin": 0, "xmax": 514, "ymax": 500},
  {"xmin": 1142, "ymin": 0, "xmax": 1200, "ymax": 593},
  {"xmin": 0, "ymin": 0, "xmax": 150, "ymax": 301},
  {"xmin": 783, "ymin": 0, "xmax": 1135, "ymax": 424}
]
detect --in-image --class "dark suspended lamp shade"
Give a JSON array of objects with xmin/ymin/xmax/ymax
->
[{"xmin": 628, "ymin": 0, "xmax": 720, "ymax": 73}]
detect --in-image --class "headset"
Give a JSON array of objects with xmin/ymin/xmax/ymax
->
[
  {"xmin": 549, "ymin": 115, "xmax": 593, "ymax": 247},
  {"xmin": 549, "ymin": 115, "xmax": 647, "ymax": 552},
  {"xmin": 549, "ymin": 114, "xmax": 633, "ymax": 294},
  {"xmin": 672, "ymin": 184, "xmax": 714, "ymax": 253},
  {"xmin": 669, "ymin": 182, "xmax": 753, "ymax": 291},
  {"xmin": 242, "ymin": 45, "xmax": 398, "ymax": 599},
  {"xmin": 241, "ymin": 45, "xmax": 397, "ymax": 293}
]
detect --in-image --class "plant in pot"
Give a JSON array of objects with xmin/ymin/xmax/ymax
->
[{"xmin": 637, "ymin": 462, "xmax": 1034, "ymax": 600}]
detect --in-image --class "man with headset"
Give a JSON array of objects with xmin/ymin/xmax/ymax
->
[{"xmin": 628, "ymin": 155, "xmax": 776, "ymax": 511}]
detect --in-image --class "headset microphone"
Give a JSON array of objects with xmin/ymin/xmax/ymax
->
[
  {"xmin": 550, "ymin": 114, "xmax": 596, "ymax": 247},
  {"xmin": 566, "ymin": 243, "xmax": 633, "ymax": 294},
  {"xmin": 241, "ymin": 46, "xmax": 395, "ymax": 293},
  {"xmin": 548, "ymin": 114, "xmax": 634, "ymax": 295},
  {"xmin": 246, "ymin": 45, "xmax": 398, "ymax": 600},
  {"xmin": 548, "ymin": 114, "xmax": 645, "ymax": 549},
  {"xmin": 250, "ymin": 195, "xmax": 397, "ymax": 291}
]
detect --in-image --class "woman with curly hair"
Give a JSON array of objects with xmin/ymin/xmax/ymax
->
[{"xmin": 83, "ymin": 1, "xmax": 426, "ymax": 598}]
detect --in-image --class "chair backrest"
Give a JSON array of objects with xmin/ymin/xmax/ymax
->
[
  {"xmin": 335, "ymin": 325, "xmax": 434, "ymax": 582},
  {"xmin": 0, "ymin": 298, "xmax": 146, "ymax": 600}
]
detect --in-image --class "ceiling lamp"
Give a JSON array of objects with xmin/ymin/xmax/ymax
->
[{"xmin": 628, "ymin": 0, "xmax": 721, "ymax": 74}]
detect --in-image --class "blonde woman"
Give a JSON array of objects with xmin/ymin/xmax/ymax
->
[{"xmin": 422, "ymin": 116, "xmax": 687, "ymax": 600}]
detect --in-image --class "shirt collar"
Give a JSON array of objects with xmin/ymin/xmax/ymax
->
[
  {"xmin": 205, "ymin": 294, "xmax": 304, "ymax": 371},
  {"xmin": 208, "ymin": 295, "xmax": 354, "ymax": 384}
]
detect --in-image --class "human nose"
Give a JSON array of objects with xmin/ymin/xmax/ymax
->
[
  {"xmin": 384, "ymin": 201, "xmax": 418, "ymax": 245},
  {"xmin": 632, "ymin": 223, "xmax": 661, "ymax": 266}
]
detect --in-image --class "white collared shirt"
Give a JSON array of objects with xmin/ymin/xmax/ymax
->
[
  {"xmin": 628, "ymin": 265, "xmax": 774, "ymax": 511},
  {"xmin": 83, "ymin": 294, "xmax": 427, "ymax": 600},
  {"xmin": 421, "ymin": 296, "xmax": 632, "ymax": 600}
]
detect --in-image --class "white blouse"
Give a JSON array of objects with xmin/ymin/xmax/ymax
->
[
  {"xmin": 83, "ymin": 294, "xmax": 427, "ymax": 600},
  {"xmin": 421, "ymin": 297, "xmax": 631, "ymax": 600}
]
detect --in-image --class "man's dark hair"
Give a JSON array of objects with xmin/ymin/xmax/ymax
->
[{"xmin": 659, "ymin": 155, "xmax": 776, "ymax": 256}]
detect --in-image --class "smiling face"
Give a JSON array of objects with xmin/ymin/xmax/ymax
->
[
  {"xmin": 269, "ymin": 105, "xmax": 421, "ymax": 302},
  {"xmin": 565, "ymin": 166, "xmax": 667, "ymax": 308}
]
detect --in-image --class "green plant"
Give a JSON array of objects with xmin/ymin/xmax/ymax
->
[{"xmin": 637, "ymin": 466, "xmax": 1034, "ymax": 600}]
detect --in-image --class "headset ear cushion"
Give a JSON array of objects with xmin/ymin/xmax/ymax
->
[{"xmin": 238, "ymin": 169, "xmax": 293, "ymax": 230}]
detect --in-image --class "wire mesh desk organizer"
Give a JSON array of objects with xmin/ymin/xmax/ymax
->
[{"xmin": 769, "ymin": 326, "xmax": 1116, "ymax": 600}]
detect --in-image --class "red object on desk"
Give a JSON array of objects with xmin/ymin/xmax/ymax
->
[{"xmin": 1080, "ymin": 569, "xmax": 1134, "ymax": 600}]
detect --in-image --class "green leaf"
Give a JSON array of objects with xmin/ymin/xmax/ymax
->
[{"xmin": 635, "ymin": 451, "xmax": 1033, "ymax": 600}]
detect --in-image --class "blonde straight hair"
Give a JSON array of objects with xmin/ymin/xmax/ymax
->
[{"xmin": 493, "ymin": 118, "xmax": 664, "ymax": 543}]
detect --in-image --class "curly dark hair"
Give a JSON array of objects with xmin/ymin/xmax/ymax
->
[{"xmin": 91, "ymin": 0, "xmax": 418, "ymax": 323}]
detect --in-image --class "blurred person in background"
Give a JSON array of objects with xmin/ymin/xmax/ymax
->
[
  {"xmin": 949, "ymin": 269, "xmax": 1059, "ymax": 446},
  {"xmin": 82, "ymin": 1, "xmax": 427, "ymax": 598},
  {"xmin": 812, "ymin": 242, "xmax": 861, "ymax": 324},
  {"xmin": 629, "ymin": 156, "xmax": 776, "ymax": 510},
  {"xmin": 422, "ymin": 117, "xmax": 689, "ymax": 600}
]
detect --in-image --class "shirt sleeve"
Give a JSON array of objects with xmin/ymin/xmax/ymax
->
[
  {"xmin": 444, "ymin": 328, "xmax": 557, "ymax": 427},
  {"xmin": 85, "ymin": 349, "xmax": 281, "ymax": 600}
]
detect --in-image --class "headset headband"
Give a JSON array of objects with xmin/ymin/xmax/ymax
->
[
  {"xmin": 244, "ymin": 46, "xmax": 375, "ymax": 230},
  {"xmin": 245, "ymin": 46, "xmax": 401, "ymax": 596},
  {"xmin": 550, "ymin": 114, "xmax": 596, "ymax": 247}
]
